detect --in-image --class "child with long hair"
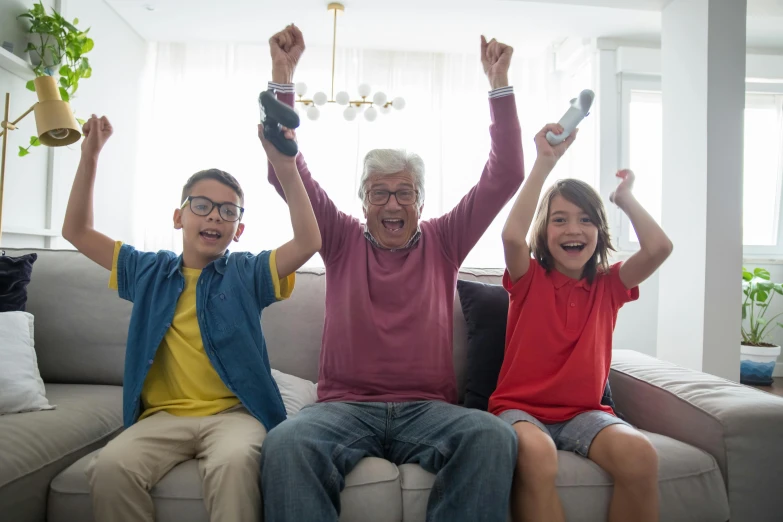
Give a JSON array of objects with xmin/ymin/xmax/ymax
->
[{"xmin": 490, "ymin": 123, "xmax": 673, "ymax": 522}]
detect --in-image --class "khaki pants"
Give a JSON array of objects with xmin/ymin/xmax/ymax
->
[{"xmin": 85, "ymin": 407, "xmax": 266, "ymax": 522}]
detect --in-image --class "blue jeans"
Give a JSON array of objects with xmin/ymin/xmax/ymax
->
[{"xmin": 260, "ymin": 401, "xmax": 517, "ymax": 522}]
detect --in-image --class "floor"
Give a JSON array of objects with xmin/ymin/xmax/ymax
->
[{"xmin": 748, "ymin": 377, "xmax": 783, "ymax": 397}]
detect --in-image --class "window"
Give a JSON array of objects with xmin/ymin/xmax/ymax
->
[{"xmin": 621, "ymin": 78, "xmax": 783, "ymax": 255}]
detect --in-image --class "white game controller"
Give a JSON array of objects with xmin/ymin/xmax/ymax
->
[{"xmin": 546, "ymin": 89, "xmax": 595, "ymax": 146}]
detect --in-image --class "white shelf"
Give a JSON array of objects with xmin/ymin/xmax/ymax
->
[
  {"xmin": 3, "ymin": 226, "xmax": 59, "ymax": 237},
  {"xmin": 0, "ymin": 46, "xmax": 34, "ymax": 81}
]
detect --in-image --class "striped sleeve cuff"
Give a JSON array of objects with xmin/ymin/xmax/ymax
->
[
  {"xmin": 268, "ymin": 81, "xmax": 295, "ymax": 94},
  {"xmin": 488, "ymin": 86, "xmax": 514, "ymax": 99}
]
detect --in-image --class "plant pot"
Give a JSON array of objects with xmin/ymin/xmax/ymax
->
[
  {"xmin": 740, "ymin": 344, "xmax": 781, "ymax": 385},
  {"xmin": 26, "ymin": 33, "xmax": 59, "ymax": 69}
]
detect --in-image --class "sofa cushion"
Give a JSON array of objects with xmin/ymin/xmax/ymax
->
[
  {"xmin": 0, "ymin": 384, "xmax": 122, "ymax": 522},
  {"xmin": 399, "ymin": 431, "xmax": 727, "ymax": 522},
  {"xmin": 0, "ymin": 311, "xmax": 54, "ymax": 414},
  {"xmin": 2, "ymin": 249, "xmax": 129, "ymax": 386},
  {"xmin": 50, "ymin": 452, "xmax": 402, "ymax": 522},
  {"xmin": 0, "ymin": 253, "xmax": 36, "ymax": 312},
  {"xmin": 455, "ymin": 279, "xmax": 509, "ymax": 410}
]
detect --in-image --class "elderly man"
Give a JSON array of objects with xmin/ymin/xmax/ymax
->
[{"xmin": 260, "ymin": 25, "xmax": 525, "ymax": 522}]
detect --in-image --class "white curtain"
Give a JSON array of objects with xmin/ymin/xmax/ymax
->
[{"xmin": 135, "ymin": 41, "xmax": 594, "ymax": 268}]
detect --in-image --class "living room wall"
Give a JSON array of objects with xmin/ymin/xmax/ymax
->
[{"xmin": 0, "ymin": 0, "xmax": 146, "ymax": 249}]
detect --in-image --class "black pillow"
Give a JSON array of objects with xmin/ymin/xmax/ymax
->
[
  {"xmin": 456, "ymin": 278, "xmax": 615, "ymax": 411},
  {"xmin": 0, "ymin": 252, "xmax": 37, "ymax": 312}
]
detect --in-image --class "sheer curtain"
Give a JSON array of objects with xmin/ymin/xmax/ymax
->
[{"xmin": 135, "ymin": 41, "xmax": 588, "ymax": 267}]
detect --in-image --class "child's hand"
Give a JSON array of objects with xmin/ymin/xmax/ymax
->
[
  {"xmin": 258, "ymin": 124, "xmax": 297, "ymax": 170},
  {"xmin": 609, "ymin": 169, "xmax": 636, "ymax": 208},
  {"xmin": 80, "ymin": 115, "xmax": 113, "ymax": 158},
  {"xmin": 533, "ymin": 123, "xmax": 577, "ymax": 170}
]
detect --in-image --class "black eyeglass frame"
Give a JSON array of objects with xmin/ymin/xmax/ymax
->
[
  {"xmin": 365, "ymin": 189, "xmax": 420, "ymax": 206},
  {"xmin": 180, "ymin": 195, "xmax": 245, "ymax": 222}
]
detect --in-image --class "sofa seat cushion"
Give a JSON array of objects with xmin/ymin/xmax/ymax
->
[
  {"xmin": 399, "ymin": 431, "xmax": 728, "ymax": 522},
  {"xmin": 50, "ymin": 452, "xmax": 402, "ymax": 522},
  {"xmin": 0, "ymin": 384, "xmax": 122, "ymax": 522}
]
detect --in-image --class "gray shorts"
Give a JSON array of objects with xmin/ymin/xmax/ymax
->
[{"xmin": 499, "ymin": 409, "xmax": 630, "ymax": 457}]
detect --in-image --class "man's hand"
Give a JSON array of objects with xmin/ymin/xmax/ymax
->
[
  {"xmin": 533, "ymin": 123, "xmax": 577, "ymax": 171},
  {"xmin": 610, "ymin": 169, "xmax": 636, "ymax": 209},
  {"xmin": 480, "ymin": 36, "xmax": 513, "ymax": 90},
  {"xmin": 258, "ymin": 125, "xmax": 298, "ymax": 171},
  {"xmin": 270, "ymin": 24, "xmax": 305, "ymax": 84},
  {"xmin": 81, "ymin": 115, "xmax": 113, "ymax": 158}
]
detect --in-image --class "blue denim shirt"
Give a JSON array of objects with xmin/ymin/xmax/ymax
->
[{"xmin": 113, "ymin": 244, "xmax": 290, "ymax": 430}]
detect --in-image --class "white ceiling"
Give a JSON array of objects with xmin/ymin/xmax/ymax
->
[{"xmin": 104, "ymin": 0, "xmax": 783, "ymax": 54}]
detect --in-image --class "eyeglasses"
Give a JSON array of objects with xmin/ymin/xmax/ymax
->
[
  {"xmin": 366, "ymin": 189, "xmax": 418, "ymax": 206},
  {"xmin": 181, "ymin": 196, "xmax": 244, "ymax": 222}
]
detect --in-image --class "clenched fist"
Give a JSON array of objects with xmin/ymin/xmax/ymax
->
[
  {"xmin": 480, "ymin": 36, "xmax": 513, "ymax": 90},
  {"xmin": 81, "ymin": 114, "xmax": 113, "ymax": 158},
  {"xmin": 270, "ymin": 24, "xmax": 306, "ymax": 84}
]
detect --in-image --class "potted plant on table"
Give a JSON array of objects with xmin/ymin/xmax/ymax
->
[
  {"xmin": 741, "ymin": 267, "xmax": 782, "ymax": 385},
  {"xmin": 16, "ymin": 1, "xmax": 93, "ymax": 157}
]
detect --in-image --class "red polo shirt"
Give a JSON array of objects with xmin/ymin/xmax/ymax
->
[{"xmin": 488, "ymin": 258, "xmax": 639, "ymax": 424}]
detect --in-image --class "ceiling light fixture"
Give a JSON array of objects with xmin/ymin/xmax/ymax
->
[{"xmin": 295, "ymin": 3, "xmax": 405, "ymax": 122}]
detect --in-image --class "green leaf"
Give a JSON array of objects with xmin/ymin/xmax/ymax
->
[
  {"xmin": 754, "ymin": 267, "xmax": 771, "ymax": 280},
  {"xmin": 18, "ymin": 146, "xmax": 29, "ymax": 157},
  {"xmin": 25, "ymin": 80, "xmax": 36, "ymax": 92},
  {"xmin": 81, "ymin": 67, "xmax": 91, "ymax": 79},
  {"xmin": 25, "ymin": 42, "xmax": 37, "ymax": 53},
  {"xmin": 757, "ymin": 281, "xmax": 774, "ymax": 292},
  {"xmin": 76, "ymin": 118, "xmax": 85, "ymax": 126},
  {"xmin": 742, "ymin": 303, "xmax": 748, "ymax": 320},
  {"xmin": 59, "ymin": 87, "xmax": 69, "ymax": 102},
  {"xmin": 756, "ymin": 290, "xmax": 769, "ymax": 303},
  {"xmin": 59, "ymin": 76, "xmax": 69, "ymax": 89},
  {"xmin": 743, "ymin": 268, "xmax": 754, "ymax": 281},
  {"xmin": 29, "ymin": 136, "xmax": 40, "ymax": 147},
  {"xmin": 774, "ymin": 284, "xmax": 783, "ymax": 295},
  {"xmin": 81, "ymin": 38, "xmax": 94, "ymax": 54},
  {"xmin": 73, "ymin": 18, "xmax": 79, "ymax": 25},
  {"xmin": 59, "ymin": 64, "xmax": 73, "ymax": 77}
]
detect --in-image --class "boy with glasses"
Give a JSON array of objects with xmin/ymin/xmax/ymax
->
[{"xmin": 62, "ymin": 114, "xmax": 320, "ymax": 522}]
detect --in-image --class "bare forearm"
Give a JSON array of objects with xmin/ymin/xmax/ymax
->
[
  {"xmin": 617, "ymin": 194, "xmax": 673, "ymax": 288},
  {"xmin": 621, "ymin": 196, "xmax": 672, "ymax": 259},
  {"xmin": 62, "ymin": 154, "xmax": 115, "ymax": 270},
  {"xmin": 502, "ymin": 159, "xmax": 552, "ymax": 282},
  {"xmin": 276, "ymin": 165, "xmax": 321, "ymax": 252},
  {"xmin": 63, "ymin": 155, "xmax": 98, "ymax": 238},
  {"xmin": 502, "ymin": 160, "xmax": 551, "ymax": 245}
]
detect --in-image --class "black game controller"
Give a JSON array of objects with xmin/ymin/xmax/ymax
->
[{"xmin": 259, "ymin": 90, "xmax": 300, "ymax": 157}]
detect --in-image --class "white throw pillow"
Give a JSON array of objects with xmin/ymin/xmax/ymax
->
[
  {"xmin": 0, "ymin": 311, "xmax": 54, "ymax": 414},
  {"xmin": 271, "ymin": 368, "xmax": 317, "ymax": 417}
]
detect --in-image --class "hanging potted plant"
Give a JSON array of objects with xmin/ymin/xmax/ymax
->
[
  {"xmin": 16, "ymin": 1, "xmax": 93, "ymax": 157},
  {"xmin": 741, "ymin": 267, "xmax": 782, "ymax": 385}
]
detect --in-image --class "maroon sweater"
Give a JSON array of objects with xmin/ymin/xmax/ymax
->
[{"xmin": 268, "ymin": 90, "xmax": 524, "ymax": 403}]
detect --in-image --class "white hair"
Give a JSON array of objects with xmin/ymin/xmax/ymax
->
[{"xmin": 358, "ymin": 149, "xmax": 426, "ymax": 208}]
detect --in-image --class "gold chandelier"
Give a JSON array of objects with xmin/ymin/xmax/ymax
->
[{"xmin": 295, "ymin": 2, "xmax": 406, "ymax": 122}]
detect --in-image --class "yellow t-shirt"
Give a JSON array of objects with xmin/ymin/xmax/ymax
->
[{"xmin": 109, "ymin": 242, "xmax": 292, "ymax": 420}]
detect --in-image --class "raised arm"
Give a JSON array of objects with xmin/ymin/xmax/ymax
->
[
  {"xmin": 614, "ymin": 169, "xmax": 673, "ymax": 289},
  {"xmin": 265, "ymin": 25, "xmax": 352, "ymax": 265},
  {"xmin": 433, "ymin": 36, "xmax": 525, "ymax": 265},
  {"xmin": 502, "ymin": 124, "xmax": 576, "ymax": 283},
  {"xmin": 61, "ymin": 115, "xmax": 116, "ymax": 270},
  {"xmin": 258, "ymin": 127, "xmax": 321, "ymax": 278}
]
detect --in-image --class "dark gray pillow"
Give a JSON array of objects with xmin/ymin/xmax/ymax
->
[{"xmin": 0, "ymin": 252, "xmax": 37, "ymax": 312}]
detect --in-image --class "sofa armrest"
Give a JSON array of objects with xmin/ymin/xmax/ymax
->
[{"xmin": 610, "ymin": 350, "xmax": 783, "ymax": 522}]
